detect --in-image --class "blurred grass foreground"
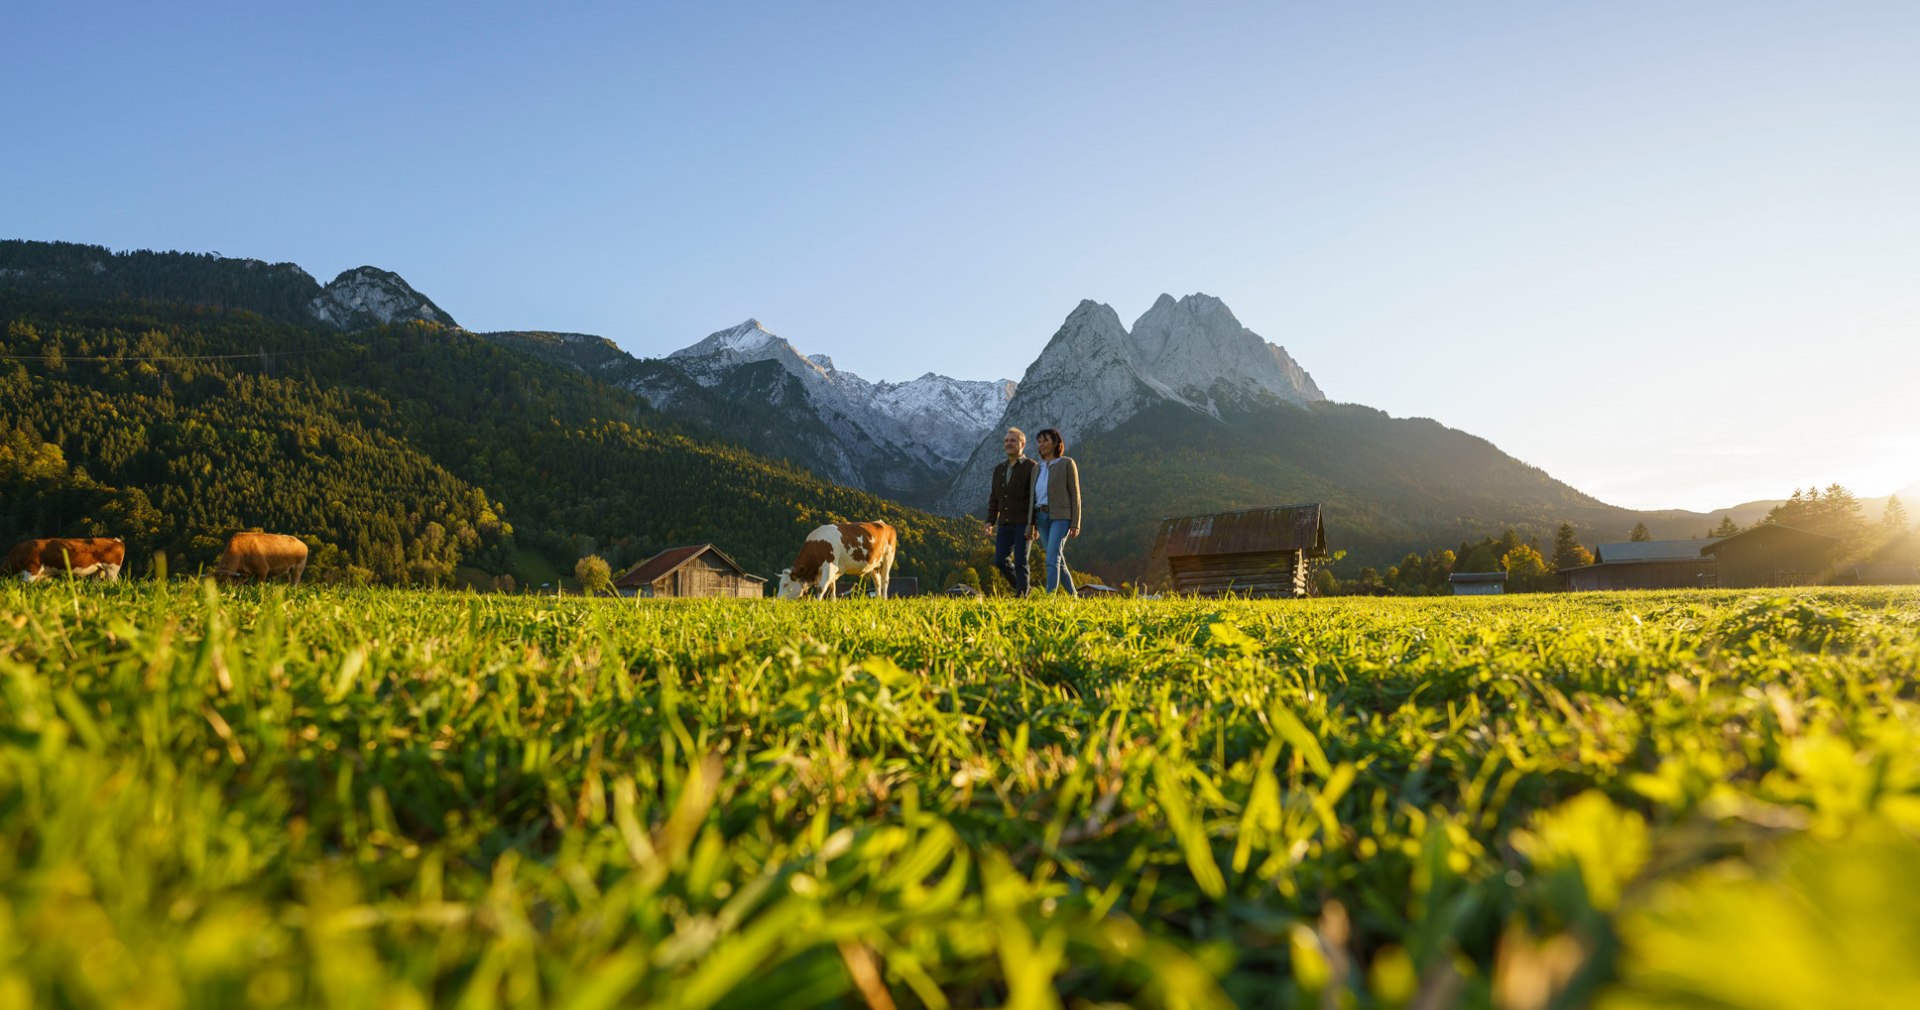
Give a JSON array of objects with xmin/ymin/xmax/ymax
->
[{"xmin": 2, "ymin": 582, "xmax": 1918, "ymax": 1009}]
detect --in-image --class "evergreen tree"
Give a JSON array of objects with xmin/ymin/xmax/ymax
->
[
  {"xmin": 1883, "ymin": 494, "xmax": 1911, "ymax": 535},
  {"xmin": 1629, "ymin": 522, "xmax": 1652, "ymax": 542},
  {"xmin": 1711, "ymin": 516, "xmax": 1741, "ymax": 537},
  {"xmin": 1551, "ymin": 522, "xmax": 1593, "ymax": 571}
]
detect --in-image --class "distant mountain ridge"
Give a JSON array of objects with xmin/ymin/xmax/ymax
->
[
  {"xmin": 491, "ymin": 317, "xmax": 1015, "ymax": 503},
  {"xmin": 0, "ymin": 240, "xmax": 454, "ymax": 331}
]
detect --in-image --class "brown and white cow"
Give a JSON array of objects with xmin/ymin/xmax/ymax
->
[
  {"xmin": 4, "ymin": 537, "xmax": 126, "ymax": 582},
  {"xmin": 777, "ymin": 522, "xmax": 897, "ymax": 599},
  {"xmin": 214, "ymin": 532, "xmax": 309, "ymax": 585}
]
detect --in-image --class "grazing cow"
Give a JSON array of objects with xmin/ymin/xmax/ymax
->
[
  {"xmin": 777, "ymin": 522, "xmax": 898, "ymax": 599},
  {"xmin": 4, "ymin": 537, "xmax": 126, "ymax": 582},
  {"xmin": 214, "ymin": 532, "xmax": 309, "ymax": 585}
]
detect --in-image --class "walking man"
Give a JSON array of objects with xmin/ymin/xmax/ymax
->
[{"xmin": 982, "ymin": 427, "xmax": 1038, "ymax": 595}]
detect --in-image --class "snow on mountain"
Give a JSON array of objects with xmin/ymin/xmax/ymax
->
[
  {"xmin": 669, "ymin": 318, "xmax": 784, "ymax": 363},
  {"xmin": 647, "ymin": 318, "xmax": 1015, "ymax": 493},
  {"xmin": 309, "ymin": 266, "xmax": 456, "ymax": 331},
  {"xmin": 870, "ymin": 374, "xmax": 1019, "ymax": 464}
]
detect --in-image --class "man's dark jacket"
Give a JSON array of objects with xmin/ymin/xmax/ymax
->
[{"xmin": 985, "ymin": 457, "xmax": 1038, "ymax": 526}]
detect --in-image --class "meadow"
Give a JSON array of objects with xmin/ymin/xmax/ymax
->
[{"xmin": 2, "ymin": 583, "xmax": 1917, "ymax": 1009}]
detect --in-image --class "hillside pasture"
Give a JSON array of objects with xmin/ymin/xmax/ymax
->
[{"xmin": 2, "ymin": 585, "xmax": 1917, "ymax": 1008}]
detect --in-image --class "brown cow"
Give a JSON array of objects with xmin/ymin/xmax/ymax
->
[
  {"xmin": 214, "ymin": 532, "xmax": 309, "ymax": 585},
  {"xmin": 4, "ymin": 537, "xmax": 126, "ymax": 582},
  {"xmin": 777, "ymin": 522, "xmax": 897, "ymax": 599}
]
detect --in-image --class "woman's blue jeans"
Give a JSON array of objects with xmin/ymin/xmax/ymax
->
[{"xmin": 1040, "ymin": 518, "xmax": 1076, "ymax": 594}]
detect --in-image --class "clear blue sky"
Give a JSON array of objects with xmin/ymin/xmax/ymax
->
[{"xmin": 8, "ymin": 2, "xmax": 1918, "ymax": 512}]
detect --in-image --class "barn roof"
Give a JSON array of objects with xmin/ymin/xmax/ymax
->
[
  {"xmin": 1152, "ymin": 504, "xmax": 1326, "ymax": 559},
  {"xmin": 615, "ymin": 544, "xmax": 764, "ymax": 588},
  {"xmin": 1698, "ymin": 523, "xmax": 1838, "ymax": 554},
  {"xmin": 1591, "ymin": 539, "xmax": 1721, "ymax": 564}
]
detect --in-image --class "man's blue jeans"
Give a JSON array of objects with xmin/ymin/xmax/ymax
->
[{"xmin": 993, "ymin": 523, "xmax": 1031, "ymax": 595}]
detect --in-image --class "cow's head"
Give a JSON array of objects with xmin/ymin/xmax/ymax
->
[{"xmin": 776, "ymin": 567, "xmax": 808, "ymax": 599}]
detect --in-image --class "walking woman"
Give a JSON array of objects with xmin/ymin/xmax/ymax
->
[{"xmin": 1027, "ymin": 428, "xmax": 1081, "ymax": 595}]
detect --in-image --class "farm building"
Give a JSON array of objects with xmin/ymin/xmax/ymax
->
[
  {"xmin": 830, "ymin": 575, "xmax": 920, "ymax": 598},
  {"xmin": 1845, "ymin": 533, "xmax": 1920, "ymax": 584},
  {"xmin": 614, "ymin": 544, "xmax": 766, "ymax": 598},
  {"xmin": 1698, "ymin": 524, "xmax": 1840, "ymax": 587},
  {"xmin": 1449, "ymin": 572, "xmax": 1507, "ymax": 596},
  {"xmin": 1561, "ymin": 539, "xmax": 1719, "ymax": 591},
  {"xmin": 1147, "ymin": 504, "xmax": 1327, "ymax": 598}
]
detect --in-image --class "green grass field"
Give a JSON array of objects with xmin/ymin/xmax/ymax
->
[{"xmin": 2, "ymin": 584, "xmax": 1917, "ymax": 1009}]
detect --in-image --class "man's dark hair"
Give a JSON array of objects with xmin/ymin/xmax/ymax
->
[{"xmin": 1035, "ymin": 428, "xmax": 1066, "ymax": 457}]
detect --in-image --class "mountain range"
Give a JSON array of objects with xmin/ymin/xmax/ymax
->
[{"xmin": 5, "ymin": 238, "xmax": 1910, "ymax": 584}]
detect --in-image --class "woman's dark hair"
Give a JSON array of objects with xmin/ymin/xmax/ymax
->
[{"xmin": 1035, "ymin": 428, "xmax": 1066, "ymax": 457}]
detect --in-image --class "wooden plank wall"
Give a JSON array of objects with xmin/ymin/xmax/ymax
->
[{"xmin": 1168, "ymin": 551, "xmax": 1307, "ymax": 597}]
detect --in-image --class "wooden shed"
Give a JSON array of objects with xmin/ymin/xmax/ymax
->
[
  {"xmin": 1698, "ymin": 524, "xmax": 1840, "ymax": 587},
  {"xmin": 1148, "ymin": 504, "xmax": 1327, "ymax": 598},
  {"xmin": 1449, "ymin": 572, "xmax": 1507, "ymax": 596},
  {"xmin": 615, "ymin": 544, "xmax": 766, "ymax": 598},
  {"xmin": 831, "ymin": 575, "xmax": 920, "ymax": 598},
  {"xmin": 1562, "ymin": 539, "xmax": 1719, "ymax": 591}
]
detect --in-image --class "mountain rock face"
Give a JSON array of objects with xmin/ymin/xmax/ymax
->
[
  {"xmin": 620, "ymin": 319, "xmax": 1014, "ymax": 500},
  {"xmin": 939, "ymin": 294, "xmax": 1323, "ymax": 513},
  {"xmin": 1128, "ymin": 293, "xmax": 1322, "ymax": 410},
  {"xmin": 309, "ymin": 267, "xmax": 457, "ymax": 331}
]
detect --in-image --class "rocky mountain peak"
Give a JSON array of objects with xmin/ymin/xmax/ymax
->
[
  {"xmin": 308, "ymin": 266, "xmax": 456, "ymax": 332},
  {"xmin": 938, "ymin": 293, "xmax": 1325, "ymax": 512},
  {"xmin": 672, "ymin": 319, "xmax": 786, "ymax": 360},
  {"xmin": 1128, "ymin": 293, "xmax": 1321, "ymax": 408}
]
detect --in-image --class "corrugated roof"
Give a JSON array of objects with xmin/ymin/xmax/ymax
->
[
  {"xmin": 1449, "ymin": 572, "xmax": 1507, "ymax": 583},
  {"xmin": 615, "ymin": 544, "xmax": 764, "ymax": 587},
  {"xmin": 1591, "ymin": 539, "xmax": 1721, "ymax": 564},
  {"xmin": 1152, "ymin": 504, "xmax": 1326, "ymax": 559}
]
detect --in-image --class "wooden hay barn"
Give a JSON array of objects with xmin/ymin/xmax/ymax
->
[
  {"xmin": 1562, "ymin": 539, "xmax": 1719, "ymax": 591},
  {"xmin": 1699, "ymin": 524, "xmax": 1840, "ymax": 587},
  {"xmin": 1148, "ymin": 504, "xmax": 1327, "ymax": 598},
  {"xmin": 615, "ymin": 544, "xmax": 766, "ymax": 598}
]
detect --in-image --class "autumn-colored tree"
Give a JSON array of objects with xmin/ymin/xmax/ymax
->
[
  {"xmin": 574, "ymin": 554, "xmax": 612, "ymax": 596},
  {"xmin": 1502, "ymin": 544, "xmax": 1553, "ymax": 592}
]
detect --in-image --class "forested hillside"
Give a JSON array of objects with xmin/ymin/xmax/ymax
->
[
  {"xmin": 1073, "ymin": 400, "xmax": 1725, "ymax": 575},
  {"xmin": 0, "ymin": 240, "xmax": 323, "ymax": 325},
  {"xmin": 0, "ymin": 290, "xmax": 976, "ymax": 587}
]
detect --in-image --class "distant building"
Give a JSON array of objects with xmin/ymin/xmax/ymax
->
[
  {"xmin": 1148, "ymin": 504, "xmax": 1327, "ymax": 598},
  {"xmin": 1562, "ymin": 539, "xmax": 1719, "ymax": 591},
  {"xmin": 1844, "ymin": 533, "xmax": 1919, "ymax": 585},
  {"xmin": 1699, "ymin": 524, "xmax": 1840, "ymax": 587},
  {"xmin": 615, "ymin": 544, "xmax": 766, "ymax": 598},
  {"xmin": 1078, "ymin": 582, "xmax": 1122, "ymax": 596},
  {"xmin": 945, "ymin": 583, "xmax": 982, "ymax": 597},
  {"xmin": 831, "ymin": 575, "xmax": 920, "ymax": 598},
  {"xmin": 1449, "ymin": 572, "xmax": 1507, "ymax": 596}
]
